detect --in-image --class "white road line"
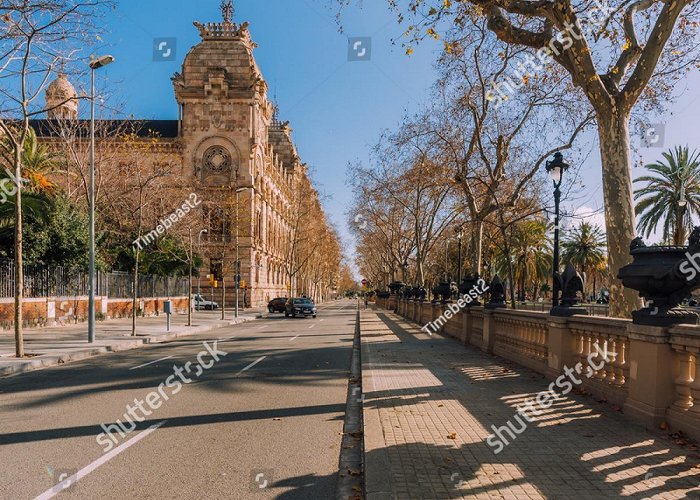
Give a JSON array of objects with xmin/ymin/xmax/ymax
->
[
  {"xmin": 34, "ymin": 420, "xmax": 166, "ymax": 500},
  {"xmin": 308, "ymin": 324, "xmax": 316, "ymax": 329},
  {"xmin": 319, "ymin": 319, "xmax": 324, "ymax": 322},
  {"xmin": 129, "ymin": 356, "xmax": 174, "ymax": 370},
  {"xmin": 235, "ymin": 356, "xmax": 267, "ymax": 377},
  {"xmin": 258, "ymin": 324, "xmax": 269, "ymax": 329},
  {"xmin": 218, "ymin": 335, "xmax": 237, "ymax": 341},
  {"xmin": 289, "ymin": 334, "xmax": 300, "ymax": 341}
]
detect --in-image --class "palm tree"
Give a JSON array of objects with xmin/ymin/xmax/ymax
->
[
  {"xmin": 0, "ymin": 128, "xmax": 57, "ymax": 243},
  {"xmin": 634, "ymin": 146, "xmax": 700, "ymax": 245},
  {"xmin": 495, "ymin": 218, "xmax": 552, "ymax": 303},
  {"xmin": 561, "ymin": 222, "xmax": 607, "ymax": 300}
]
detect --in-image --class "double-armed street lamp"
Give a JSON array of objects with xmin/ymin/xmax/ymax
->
[
  {"xmin": 88, "ymin": 54, "xmax": 114, "ymax": 344},
  {"xmin": 545, "ymin": 152, "xmax": 569, "ymax": 310}
]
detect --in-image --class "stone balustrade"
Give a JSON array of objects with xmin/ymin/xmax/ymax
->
[{"xmin": 375, "ymin": 296, "xmax": 700, "ymax": 442}]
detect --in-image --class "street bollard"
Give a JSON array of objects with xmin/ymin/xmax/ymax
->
[{"xmin": 164, "ymin": 300, "xmax": 173, "ymax": 332}]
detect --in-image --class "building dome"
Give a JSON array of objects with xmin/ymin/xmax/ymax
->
[{"xmin": 46, "ymin": 73, "xmax": 78, "ymax": 119}]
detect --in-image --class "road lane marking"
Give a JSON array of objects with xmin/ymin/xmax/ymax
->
[
  {"xmin": 218, "ymin": 335, "xmax": 237, "ymax": 341},
  {"xmin": 235, "ymin": 356, "xmax": 267, "ymax": 377},
  {"xmin": 258, "ymin": 324, "xmax": 269, "ymax": 329},
  {"xmin": 289, "ymin": 334, "xmax": 300, "ymax": 341},
  {"xmin": 308, "ymin": 324, "xmax": 316, "ymax": 329},
  {"xmin": 130, "ymin": 356, "xmax": 174, "ymax": 370},
  {"xmin": 34, "ymin": 420, "xmax": 167, "ymax": 500}
]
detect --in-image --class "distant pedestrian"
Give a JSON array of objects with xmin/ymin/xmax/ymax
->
[{"xmin": 364, "ymin": 296, "xmax": 368, "ymax": 309}]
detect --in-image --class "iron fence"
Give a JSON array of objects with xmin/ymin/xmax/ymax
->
[{"xmin": 0, "ymin": 260, "xmax": 189, "ymax": 299}]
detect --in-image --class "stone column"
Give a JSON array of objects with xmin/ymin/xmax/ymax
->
[
  {"xmin": 623, "ymin": 324, "xmax": 675, "ymax": 428},
  {"xmin": 481, "ymin": 309, "xmax": 496, "ymax": 354},
  {"xmin": 546, "ymin": 316, "xmax": 577, "ymax": 379},
  {"xmin": 461, "ymin": 308, "xmax": 471, "ymax": 345}
]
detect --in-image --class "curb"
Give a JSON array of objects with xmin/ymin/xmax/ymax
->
[
  {"xmin": 0, "ymin": 313, "xmax": 262, "ymax": 378},
  {"xmin": 336, "ymin": 305, "xmax": 364, "ymax": 500}
]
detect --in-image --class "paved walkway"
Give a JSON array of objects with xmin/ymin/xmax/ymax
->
[
  {"xmin": 0, "ymin": 308, "xmax": 263, "ymax": 376},
  {"xmin": 361, "ymin": 308, "xmax": 700, "ymax": 499}
]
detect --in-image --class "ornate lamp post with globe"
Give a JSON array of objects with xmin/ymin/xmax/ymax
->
[{"xmin": 545, "ymin": 152, "xmax": 569, "ymax": 310}]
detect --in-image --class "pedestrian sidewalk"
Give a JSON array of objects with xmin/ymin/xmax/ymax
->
[
  {"xmin": 0, "ymin": 308, "xmax": 264, "ymax": 377},
  {"xmin": 361, "ymin": 307, "xmax": 700, "ymax": 500}
]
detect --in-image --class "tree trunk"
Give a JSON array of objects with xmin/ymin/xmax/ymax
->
[
  {"xmin": 132, "ymin": 249, "xmax": 139, "ymax": 336},
  {"xmin": 221, "ymin": 276, "xmax": 226, "ymax": 319},
  {"xmin": 597, "ymin": 110, "xmax": 643, "ymax": 318},
  {"xmin": 188, "ymin": 263, "xmax": 192, "ymax": 327},
  {"xmin": 13, "ymin": 146, "xmax": 24, "ymax": 357},
  {"xmin": 473, "ymin": 220, "xmax": 484, "ymax": 276}
]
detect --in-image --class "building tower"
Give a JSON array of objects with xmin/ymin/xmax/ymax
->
[{"xmin": 45, "ymin": 73, "xmax": 78, "ymax": 119}]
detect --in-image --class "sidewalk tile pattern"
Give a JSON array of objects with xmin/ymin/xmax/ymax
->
[{"xmin": 361, "ymin": 309, "xmax": 700, "ymax": 499}]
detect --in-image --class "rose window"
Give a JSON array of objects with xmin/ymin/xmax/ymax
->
[{"xmin": 203, "ymin": 146, "xmax": 231, "ymax": 174}]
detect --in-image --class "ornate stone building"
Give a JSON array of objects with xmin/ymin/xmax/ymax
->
[{"xmin": 34, "ymin": 4, "xmax": 328, "ymax": 307}]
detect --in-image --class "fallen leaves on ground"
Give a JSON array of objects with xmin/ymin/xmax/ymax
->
[{"xmin": 447, "ymin": 432, "xmax": 457, "ymax": 440}]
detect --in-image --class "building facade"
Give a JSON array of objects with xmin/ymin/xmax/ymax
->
[{"xmin": 36, "ymin": 5, "xmax": 330, "ymax": 307}]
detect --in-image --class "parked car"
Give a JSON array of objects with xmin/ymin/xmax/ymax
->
[
  {"xmin": 192, "ymin": 294, "xmax": 219, "ymax": 310},
  {"xmin": 267, "ymin": 297, "xmax": 288, "ymax": 313},
  {"xmin": 285, "ymin": 297, "xmax": 317, "ymax": 318}
]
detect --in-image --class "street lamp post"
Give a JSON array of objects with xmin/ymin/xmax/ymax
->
[
  {"xmin": 456, "ymin": 226, "xmax": 464, "ymax": 285},
  {"xmin": 678, "ymin": 185, "xmax": 688, "ymax": 244},
  {"xmin": 196, "ymin": 229, "xmax": 207, "ymax": 309},
  {"xmin": 235, "ymin": 186, "xmax": 247, "ymax": 318},
  {"xmin": 88, "ymin": 54, "xmax": 114, "ymax": 344},
  {"xmin": 545, "ymin": 152, "xmax": 569, "ymax": 310}
]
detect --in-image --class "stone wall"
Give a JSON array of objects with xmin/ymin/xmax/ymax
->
[{"xmin": 0, "ymin": 296, "xmax": 189, "ymax": 330}]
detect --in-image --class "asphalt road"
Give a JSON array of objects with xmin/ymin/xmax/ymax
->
[{"xmin": 0, "ymin": 299, "xmax": 358, "ymax": 500}]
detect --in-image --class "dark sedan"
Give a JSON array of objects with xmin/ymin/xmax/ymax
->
[
  {"xmin": 267, "ymin": 297, "xmax": 288, "ymax": 313},
  {"xmin": 285, "ymin": 298, "xmax": 317, "ymax": 318}
]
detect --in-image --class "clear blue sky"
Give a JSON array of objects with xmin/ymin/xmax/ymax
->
[
  {"xmin": 92, "ymin": 0, "xmax": 699, "ymax": 266},
  {"xmin": 93, "ymin": 0, "xmax": 441, "ymax": 264}
]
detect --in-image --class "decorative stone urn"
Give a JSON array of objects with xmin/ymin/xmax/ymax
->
[
  {"xmin": 458, "ymin": 273, "xmax": 483, "ymax": 307},
  {"xmin": 410, "ymin": 286, "xmax": 421, "ymax": 300},
  {"xmin": 436, "ymin": 281, "xmax": 457, "ymax": 303},
  {"xmin": 551, "ymin": 263, "xmax": 589, "ymax": 317},
  {"xmin": 431, "ymin": 284, "xmax": 441, "ymax": 303},
  {"xmin": 388, "ymin": 281, "xmax": 405, "ymax": 295},
  {"xmin": 485, "ymin": 275, "xmax": 507, "ymax": 309},
  {"xmin": 376, "ymin": 290, "xmax": 390, "ymax": 299},
  {"xmin": 417, "ymin": 287, "xmax": 427, "ymax": 302},
  {"xmin": 618, "ymin": 228, "xmax": 700, "ymax": 326}
]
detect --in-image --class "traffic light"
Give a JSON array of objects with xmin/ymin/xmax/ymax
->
[{"xmin": 240, "ymin": 280, "xmax": 246, "ymax": 289}]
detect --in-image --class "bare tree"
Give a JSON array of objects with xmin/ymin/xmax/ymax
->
[
  {"xmin": 0, "ymin": 0, "xmax": 109, "ymax": 356},
  {"xmin": 352, "ymin": 0, "xmax": 700, "ymax": 316}
]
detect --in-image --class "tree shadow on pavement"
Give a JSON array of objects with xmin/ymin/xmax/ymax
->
[{"xmin": 361, "ymin": 311, "xmax": 700, "ymax": 498}]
